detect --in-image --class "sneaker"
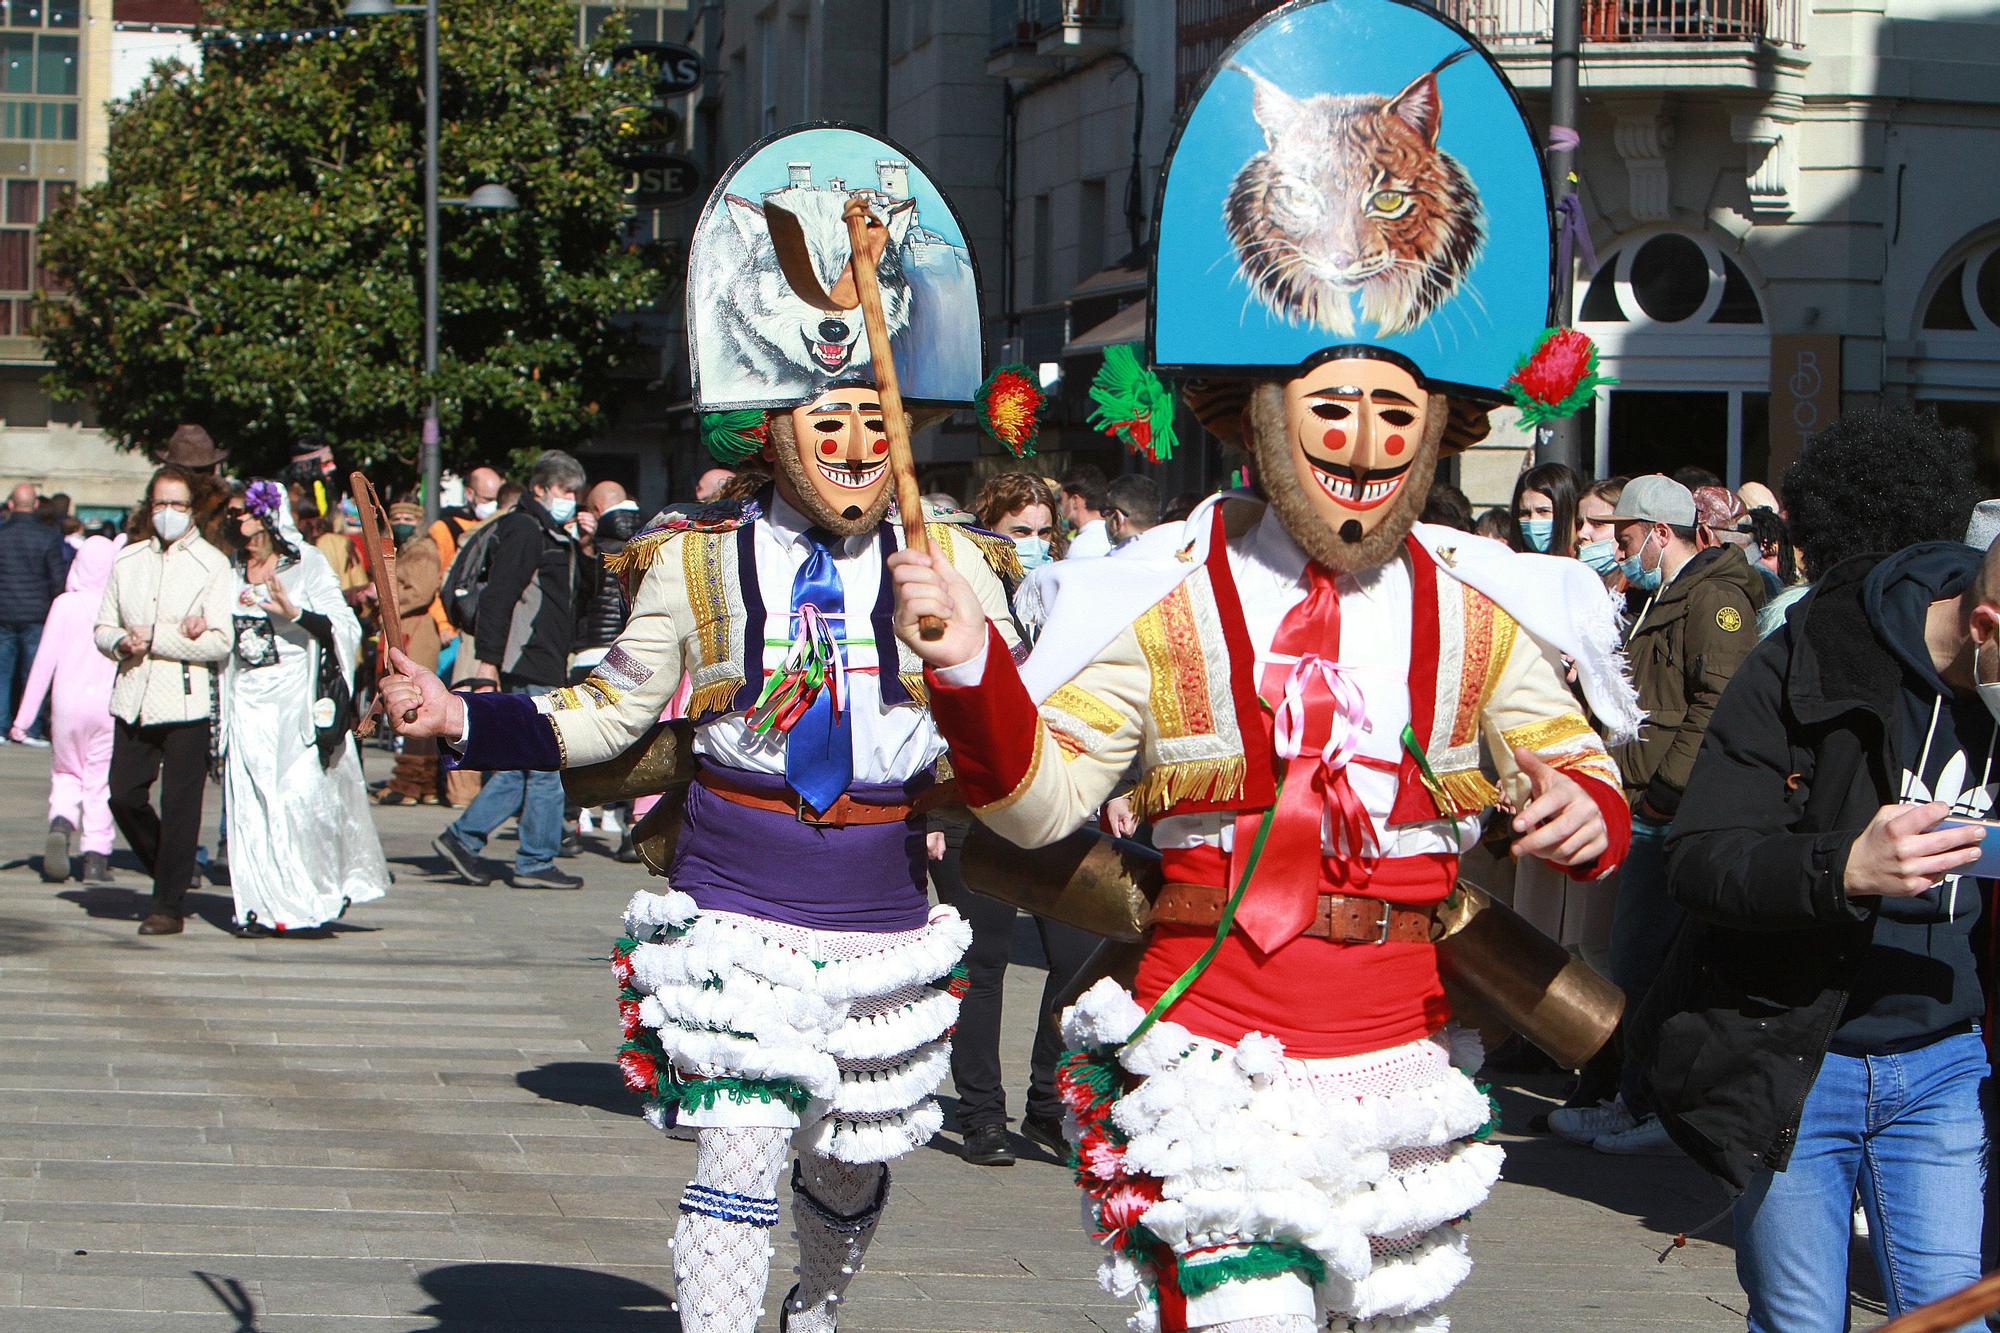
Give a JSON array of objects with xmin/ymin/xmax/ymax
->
[
  {"xmin": 511, "ymin": 867, "xmax": 585, "ymax": 891},
  {"xmin": 41, "ymin": 816, "xmax": 72, "ymax": 884},
  {"xmin": 1852, "ymin": 1201, "xmax": 1870, "ymax": 1240},
  {"xmin": 960, "ymin": 1124, "xmax": 1016, "ymax": 1167},
  {"xmin": 431, "ymin": 831, "xmax": 493, "ymax": 886},
  {"xmin": 1593, "ymin": 1113, "xmax": 1683, "ymax": 1156},
  {"xmin": 79, "ymin": 851, "xmax": 111, "ymax": 883},
  {"xmin": 16, "ymin": 734, "xmax": 49, "ymax": 749},
  {"xmin": 559, "ymin": 824, "xmax": 583, "ymax": 858},
  {"xmin": 1020, "ymin": 1111, "xmax": 1068, "ymax": 1158},
  {"xmin": 613, "ymin": 830, "xmax": 641, "ymax": 864},
  {"xmin": 1549, "ymin": 1098, "xmax": 1633, "ymax": 1145}
]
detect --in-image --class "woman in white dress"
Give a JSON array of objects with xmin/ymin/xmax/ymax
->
[{"xmin": 220, "ymin": 479, "xmax": 389, "ymax": 934}]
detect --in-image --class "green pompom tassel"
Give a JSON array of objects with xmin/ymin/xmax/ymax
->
[
  {"xmin": 1088, "ymin": 344, "xmax": 1177, "ymax": 463},
  {"xmin": 699, "ymin": 410, "xmax": 770, "ymax": 465}
]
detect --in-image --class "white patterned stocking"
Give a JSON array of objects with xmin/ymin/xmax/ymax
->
[
  {"xmin": 783, "ymin": 1156, "xmax": 888, "ymax": 1332},
  {"xmin": 670, "ymin": 1126, "xmax": 790, "ymax": 1332}
]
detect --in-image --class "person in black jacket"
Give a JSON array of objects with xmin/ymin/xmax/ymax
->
[
  {"xmin": 570, "ymin": 479, "xmax": 643, "ymax": 859},
  {"xmin": 1642, "ymin": 539, "xmax": 1999, "ymax": 1331},
  {"xmin": 0, "ymin": 481, "xmax": 71, "ymax": 745},
  {"xmin": 433, "ymin": 450, "xmax": 596, "ymax": 891}
]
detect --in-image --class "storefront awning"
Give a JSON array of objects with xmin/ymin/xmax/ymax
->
[{"xmin": 1061, "ymin": 297, "xmax": 1146, "ymax": 357}]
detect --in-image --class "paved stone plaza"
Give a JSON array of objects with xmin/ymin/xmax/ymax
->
[{"xmin": 0, "ymin": 745, "xmax": 1874, "ymax": 1330}]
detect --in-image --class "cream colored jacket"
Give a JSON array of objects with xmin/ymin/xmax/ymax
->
[{"xmin": 94, "ymin": 532, "xmax": 235, "ymax": 726}]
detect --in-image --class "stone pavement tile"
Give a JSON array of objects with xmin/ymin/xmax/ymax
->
[
  {"xmin": 10, "ymin": 1312, "xmax": 233, "ymax": 1332},
  {"xmin": 0, "ymin": 1269, "xmax": 19, "ymax": 1305},
  {"xmin": 339, "ymin": 1187, "xmax": 456, "ymax": 1214},
  {"xmin": 358, "ymin": 1227, "xmax": 485, "ymax": 1260},
  {"xmin": 254, "ymin": 1280, "xmax": 401, "ymax": 1317},
  {"xmin": 446, "ymin": 1188, "xmax": 561, "ymax": 1215},
  {"xmin": 18, "ymin": 1272, "xmax": 154, "ymax": 1310},
  {"xmin": 250, "ymin": 1225, "xmax": 373, "ymax": 1258},
  {"xmin": 551, "ymin": 1190, "xmax": 671, "ymax": 1219}
]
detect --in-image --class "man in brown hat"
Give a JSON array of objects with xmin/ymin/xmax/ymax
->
[{"xmin": 151, "ymin": 425, "xmax": 228, "ymax": 475}]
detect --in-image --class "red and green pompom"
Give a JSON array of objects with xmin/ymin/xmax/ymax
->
[
  {"xmin": 616, "ymin": 1043, "xmax": 658, "ymax": 1094},
  {"xmin": 699, "ymin": 409, "xmax": 770, "ymax": 465},
  {"xmin": 1088, "ymin": 344, "xmax": 1177, "ymax": 463},
  {"xmin": 976, "ymin": 365, "xmax": 1044, "ymax": 458},
  {"xmin": 1506, "ymin": 328, "xmax": 1617, "ymax": 426}
]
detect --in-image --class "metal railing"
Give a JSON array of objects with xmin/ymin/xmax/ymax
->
[
  {"xmin": 992, "ymin": 0, "xmax": 1124, "ymax": 53},
  {"xmin": 1432, "ymin": 0, "xmax": 1802, "ymax": 46}
]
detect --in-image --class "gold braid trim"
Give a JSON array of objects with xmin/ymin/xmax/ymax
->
[
  {"xmin": 1502, "ymin": 712, "xmax": 1597, "ymax": 754},
  {"xmin": 900, "ymin": 671, "xmax": 929, "ymax": 707},
  {"xmin": 1046, "ymin": 684, "xmax": 1124, "ymax": 736},
  {"xmin": 1129, "ymin": 756, "xmax": 1247, "ymax": 820},
  {"xmin": 930, "ymin": 520, "xmax": 1025, "ymax": 584},
  {"xmin": 605, "ymin": 527, "xmax": 681, "ymax": 578},
  {"xmin": 1434, "ymin": 767, "xmax": 1501, "ymax": 815}
]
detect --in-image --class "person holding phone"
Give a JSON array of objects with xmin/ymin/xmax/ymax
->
[{"xmin": 1638, "ymin": 508, "xmax": 1998, "ymax": 1330}]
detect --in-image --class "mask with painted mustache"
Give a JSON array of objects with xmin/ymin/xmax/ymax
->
[{"xmin": 766, "ymin": 385, "xmax": 897, "ymax": 537}]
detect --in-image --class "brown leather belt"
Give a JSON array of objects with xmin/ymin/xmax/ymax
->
[
  {"xmin": 1154, "ymin": 882, "xmax": 1437, "ymax": 945},
  {"xmin": 696, "ymin": 768, "xmax": 957, "ymax": 828}
]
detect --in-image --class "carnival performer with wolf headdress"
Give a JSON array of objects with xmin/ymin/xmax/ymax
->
[
  {"xmin": 887, "ymin": 4, "xmax": 1639, "ymax": 1329},
  {"xmin": 380, "ymin": 125, "xmax": 1017, "ymax": 1333}
]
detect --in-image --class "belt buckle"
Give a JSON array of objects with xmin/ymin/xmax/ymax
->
[
  {"xmin": 1370, "ymin": 900, "xmax": 1393, "ymax": 945},
  {"xmin": 796, "ymin": 796, "xmax": 841, "ymax": 828}
]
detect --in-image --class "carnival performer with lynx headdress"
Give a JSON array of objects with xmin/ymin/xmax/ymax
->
[
  {"xmin": 888, "ymin": 3, "xmax": 1640, "ymax": 1330},
  {"xmin": 380, "ymin": 124, "xmax": 1020, "ymax": 1333}
]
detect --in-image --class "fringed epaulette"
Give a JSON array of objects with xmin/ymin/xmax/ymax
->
[
  {"xmin": 1128, "ymin": 757, "xmax": 1247, "ymax": 820},
  {"xmin": 608, "ymin": 499, "xmax": 763, "ymax": 581},
  {"xmin": 927, "ymin": 520, "xmax": 1025, "ymax": 587}
]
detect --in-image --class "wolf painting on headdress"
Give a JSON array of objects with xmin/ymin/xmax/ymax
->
[
  {"xmin": 1224, "ymin": 49, "xmax": 1485, "ymax": 339},
  {"xmin": 688, "ymin": 124, "xmax": 984, "ymax": 413}
]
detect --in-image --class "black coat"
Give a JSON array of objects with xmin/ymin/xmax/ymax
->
[
  {"xmin": 576, "ymin": 505, "xmax": 643, "ymax": 653},
  {"xmin": 0, "ymin": 513, "xmax": 70, "ymax": 625},
  {"xmin": 472, "ymin": 499, "xmax": 596, "ymax": 688},
  {"xmin": 1640, "ymin": 555, "xmax": 1922, "ymax": 1191}
]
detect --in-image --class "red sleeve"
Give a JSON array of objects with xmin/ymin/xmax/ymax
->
[
  {"xmin": 1561, "ymin": 771, "xmax": 1632, "ymax": 882},
  {"xmin": 924, "ymin": 622, "xmax": 1042, "ymax": 809}
]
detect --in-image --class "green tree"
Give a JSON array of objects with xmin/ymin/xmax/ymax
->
[{"xmin": 37, "ymin": 0, "xmax": 664, "ymax": 484}]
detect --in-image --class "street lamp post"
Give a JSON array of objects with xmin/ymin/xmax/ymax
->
[{"xmin": 344, "ymin": 0, "xmax": 517, "ymax": 523}]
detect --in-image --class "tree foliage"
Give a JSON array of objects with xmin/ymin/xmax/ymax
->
[{"xmin": 38, "ymin": 0, "xmax": 665, "ymax": 484}]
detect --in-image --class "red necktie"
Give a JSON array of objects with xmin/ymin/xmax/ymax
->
[{"xmin": 1229, "ymin": 566, "xmax": 1377, "ymax": 954}]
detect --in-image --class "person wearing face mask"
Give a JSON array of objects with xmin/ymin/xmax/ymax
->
[
  {"xmin": 1550, "ymin": 474, "xmax": 1762, "ymax": 1155},
  {"xmin": 1510, "ymin": 462, "xmax": 1582, "ymax": 560},
  {"xmin": 95, "ymin": 466, "xmax": 237, "ymax": 936},
  {"xmin": 1577, "ymin": 477, "xmax": 1629, "ymax": 586},
  {"xmin": 972, "ymin": 471, "xmax": 1066, "ymax": 579},
  {"xmin": 434, "ymin": 450, "xmax": 598, "ymax": 890},
  {"xmin": 376, "ymin": 497, "xmax": 444, "ymax": 806},
  {"xmin": 1635, "ymin": 534, "xmax": 2000, "ymax": 1331}
]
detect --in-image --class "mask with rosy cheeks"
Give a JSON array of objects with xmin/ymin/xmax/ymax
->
[
  {"xmin": 764, "ymin": 385, "xmax": 898, "ymax": 536},
  {"xmin": 1248, "ymin": 356, "xmax": 1445, "ymax": 573}
]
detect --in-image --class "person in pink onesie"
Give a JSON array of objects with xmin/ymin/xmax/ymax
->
[{"xmin": 12, "ymin": 534, "xmax": 121, "ymax": 884}]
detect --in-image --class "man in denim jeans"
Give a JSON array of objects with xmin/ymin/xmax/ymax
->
[
  {"xmin": 1641, "ymin": 522, "xmax": 1998, "ymax": 1330},
  {"xmin": 432, "ymin": 451, "xmax": 596, "ymax": 890}
]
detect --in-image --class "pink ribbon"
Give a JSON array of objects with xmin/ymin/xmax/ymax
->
[{"xmin": 1270, "ymin": 653, "xmax": 1379, "ymax": 863}]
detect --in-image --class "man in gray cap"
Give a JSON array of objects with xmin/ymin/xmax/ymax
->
[{"xmin": 1551, "ymin": 472, "xmax": 1764, "ymax": 1155}]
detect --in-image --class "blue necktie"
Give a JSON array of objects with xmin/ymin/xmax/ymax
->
[{"xmin": 784, "ymin": 529, "xmax": 853, "ymax": 814}]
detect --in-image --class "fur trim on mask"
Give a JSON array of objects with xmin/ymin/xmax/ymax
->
[
  {"xmin": 767, "ymin": 411, "xmax": 895, "ymax": 537},
  {"xmin": 1247, "ymin": 383, "xmax": 1443, "ymax": 575}
]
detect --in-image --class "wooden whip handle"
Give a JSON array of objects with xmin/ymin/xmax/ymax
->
[{"xmin": 842, "ymin": 197, "xmax": 943, "ymax": 641}]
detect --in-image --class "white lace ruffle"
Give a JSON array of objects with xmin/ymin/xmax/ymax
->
[{"xmin": 1060, "ymin": 979, "xmax": 1498, "ymax": 1331}]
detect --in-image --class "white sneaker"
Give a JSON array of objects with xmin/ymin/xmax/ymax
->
[
  {"xmin": 1549, "ymin": 1098, "xmax": 1633, "ymax": 1145},
  {"xmin": 577, "ymin": 808, "xmax": 596, "ymax": 834},
  {"xmin": 16, "ymin": 734, "xmax": 49, "ymax": 749},
  {"xmin": 1594, "ymin": 1113, "xmax": 1683, "ymax": 1155},
  {"xmin": 1852, "ymin": 1202, "xmax": 1869, "ymax": 1239}
]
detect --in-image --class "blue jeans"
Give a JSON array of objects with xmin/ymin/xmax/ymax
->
[
  {"xmin": 0, "ymin": 620, "xmax": 42, "ymax": 737},
  {"xmin": 446, "ymin": 683, "xmax": 563, "ymax": 875},
  {"xmin": 1734, "ymin": 1030, "xmax": 1991, "ymax": 1332}
]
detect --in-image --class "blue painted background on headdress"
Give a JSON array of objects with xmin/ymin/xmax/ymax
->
[{"xmin": 1151, "ymin": 0, "xmax": 1550, "ymax": 397}]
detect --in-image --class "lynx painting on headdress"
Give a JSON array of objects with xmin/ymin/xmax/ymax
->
[{"xmin": 1224, "ymin": 50, "xmax": 1485, "ymax": 339}]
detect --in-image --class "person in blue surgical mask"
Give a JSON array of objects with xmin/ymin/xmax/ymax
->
[
  {"xmin": 972, "ymin": 472, "xmax": 1066, "ymax": 577},
  {"xmin": 1510, "ymin": 461, "xmax": 1582, "ymax": 560},
  {"xmin": 1579, "ymin": 476, "xmax": 1630, "ymax": 587}
]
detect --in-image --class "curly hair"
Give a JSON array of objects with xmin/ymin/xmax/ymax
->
[
  {"xmin": 1781, "ymin": 404, "xmax": 1980, "ymax": 581},
  {"xmin": 973, "ymin": 471, "xmax": 1068, "ymax": 559}
]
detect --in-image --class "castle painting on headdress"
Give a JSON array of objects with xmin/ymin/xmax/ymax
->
[
  {"xmin": 689, "ymin": 125, "xmax": 984, "ymax": 412},
  {"xmin": 1150, "ymin": 0, "xmax": 1552, "ymax": 401}
]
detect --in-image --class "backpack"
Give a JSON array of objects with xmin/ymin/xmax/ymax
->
[{"xmin": 442, "ymin": 518, "xmax": 504, "ymax": 634}]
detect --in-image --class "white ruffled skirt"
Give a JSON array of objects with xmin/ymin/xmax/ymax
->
[
  {"xmin": 611, "ymin": 889, "xmax": 972, "ymax": 1164},
  {"xmin": 1059, "ymin": 979, "xmax": 1503, "ymax": 1333}
]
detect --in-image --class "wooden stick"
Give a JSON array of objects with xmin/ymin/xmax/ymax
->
[
  {"xmin": 347, "ymin": 471, "xmax": 416, "ymax": 726},
  {"xmin": 840, "ymin": 196, "xmax": 944, "ymax": 641},
  {"xmin": 1875, "ymin": 1271, "xmax": 2000, "ymax": 1333}
]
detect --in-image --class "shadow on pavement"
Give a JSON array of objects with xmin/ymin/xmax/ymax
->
[
  {"xmin": 516, "ymin": 1060, "xmax": 641, "ymax": 1116},
  {"xmin": 409, "ymin": 1262, "xmax": 674, "ymax": 1330},
  {"xmin": 192, "ymin": 1269, "xmax": 259, "ymax": 1331},
  {"xmin": 54, "ymin": 885, "xmax": 377, "ymax": 938}
]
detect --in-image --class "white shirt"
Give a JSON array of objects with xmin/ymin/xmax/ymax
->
[
  {"xmin": 690, "ymin": 494, "xmax": 945, "ymax": 784},
  {"xmin": 1149, "ymin": 508, "xmax": 1478, "ymax": 859},
  {"xmin": 1066, "ymin": 517, "xmax": 1112, "ymax": 560}
]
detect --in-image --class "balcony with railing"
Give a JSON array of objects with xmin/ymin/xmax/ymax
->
[
  {"xmin": 990, "ymin": 0, "xmax": 1124, "ymax": 77},
  {"xmin": 1431, "ymin": 0, "xmax": 1806, "ymax": 87}
]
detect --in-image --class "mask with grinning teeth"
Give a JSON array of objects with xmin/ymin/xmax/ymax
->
[
  {"xmin": 1247, "ymin": 356, "xmax": 1445, "ymax": 573},
  {"xmin": 764, "ymin": 383, "xmax": 897, "ymax": 536}
]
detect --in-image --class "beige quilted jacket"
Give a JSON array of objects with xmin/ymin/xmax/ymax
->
[{"xmin": 93, "ymin": 532, "xmax": 235, "ymax": 726}]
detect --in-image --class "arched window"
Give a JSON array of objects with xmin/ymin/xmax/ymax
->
[
  {"xmin": 1904, "ymin": 235, "xmax": 2000, "ymax": 481},
  {"xmin": 1921, "ymin": 238, "xmax": 2000, "ymax": 335},
  {"xmin": 1576, "ymin": 232, "xmax": 1770, "ymax": 484}
]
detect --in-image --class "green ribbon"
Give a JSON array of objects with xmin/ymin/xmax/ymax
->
[{"xmin": 1121, "ymin": 775, "xmax": 1286, "ymax": 1049}]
